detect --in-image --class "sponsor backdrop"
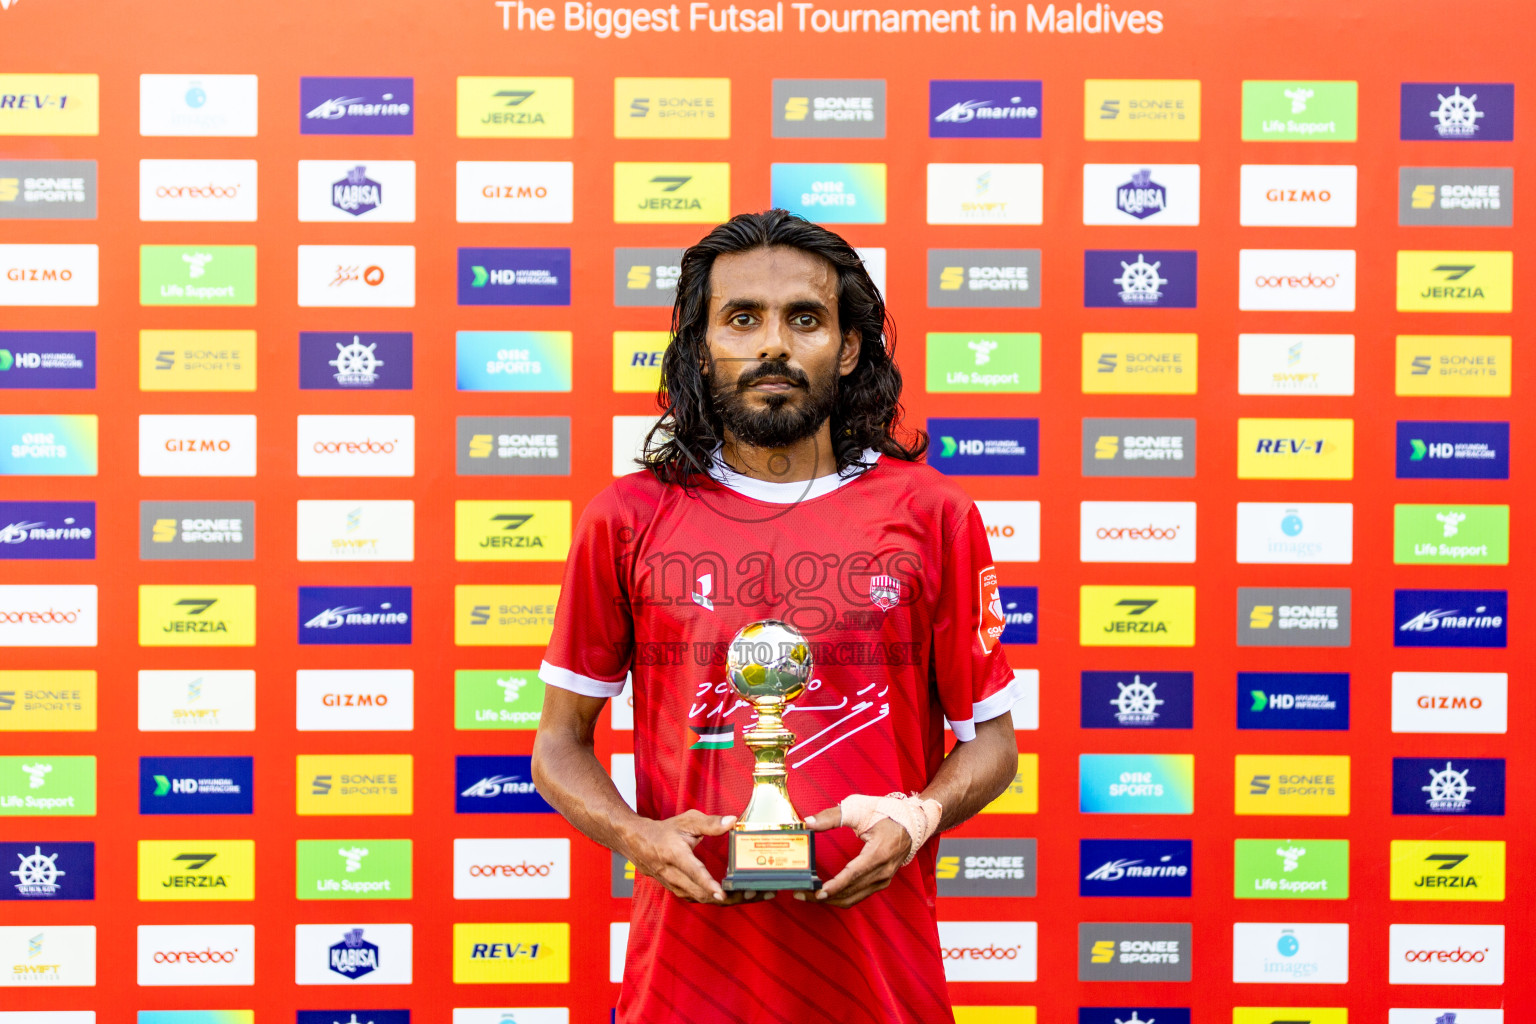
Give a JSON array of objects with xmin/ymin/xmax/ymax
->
[{"xmin": 0, "ymin": 0, "xmax": 1527, "ymax": 1021}]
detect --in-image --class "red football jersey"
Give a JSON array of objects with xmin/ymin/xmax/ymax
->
[{"xmin": 540, "ymin": 450, "xmax": 1021, "ymax": 1024}]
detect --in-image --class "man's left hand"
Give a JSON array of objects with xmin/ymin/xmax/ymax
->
[{"xmin": 799, "ymin": 805, "xmax": 912, "ymax": 908}]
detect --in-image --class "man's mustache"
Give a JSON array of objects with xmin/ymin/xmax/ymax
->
[{"xmin": 734, "ymin": 363, "xmax": 809, "ymax": 390}]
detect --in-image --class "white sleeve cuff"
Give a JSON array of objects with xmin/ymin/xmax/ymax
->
[
  {"xmin": 948, "ymin": 673, "xmax": 1032, "ymax": 742},
  {"xmin": 539, "ymin": 660, "xmax": 627, "ymax": 699}
]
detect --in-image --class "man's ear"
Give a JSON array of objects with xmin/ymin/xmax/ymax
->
[{"xmin": 838, "ymin": 329, "xmax": 861, "ymax": 377}]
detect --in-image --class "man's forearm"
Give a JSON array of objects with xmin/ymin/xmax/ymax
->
[
  {"xmin": 531, "ymin": 733, "xmax": 646, "ymax": 860},
  {"xmin": 917, "ymin": 712, "xmax": 1019, "ymax": 832}
]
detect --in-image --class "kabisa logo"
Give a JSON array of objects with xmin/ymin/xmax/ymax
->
[
  {"xmin": 1084, "ymin": 250, "xmax": 1198, "ymax": 308},
  {"xmin": 1235, "ymin": 755, "xmax": 1350, "ymax": 816},
  {"xmin": 994, "ymin": 586, "xmax": 1037, "ymax": 645},
  {"xmin": 0, "ymin": 159, "xmax": 98, "ymax": 220},
  {"xmin": 1237, "ymin": 589, "xmax": 1352, "ymax": 648},
  {"xmin": 457, "ymin": 76, "xmax": 574, "ymax": 138},
  {"xmin": 1238, "ymin": 673, "xmax": 1349, "ymax": 729},
  {"xmin": 300, "ymin": 78, "xmax": 413, "ymax": 135},
  {"xmin": 1116, "ymin": 168, "xmax": 1166, "ymax": 219},
  {"xmin": 927, "ymin": 249, "xmax": 1041, "ymax": 308},
  {"xmin": 1399, "ymin": 166, "xmax": 1513, "ymax": 226},
  {"xmin": 1, "ymin": 841, "xmax": 93, "ymax": 900},
  {"xmin": 1080, "ymin": 671, "xmax": 1193, "ymax": 729},
  {"xmin": 773, "ymin": 79, "xmax": 886, "ymax": 138},
  {"xmin": 1394, "ymin": 589, "xmax": 1506, "ymax": 648},
  {"xmin": 0, "ymin": 501, "xmax": 94, "ymax": 560},
  {"xmin": 1401, "ymin": 83, "xmax": 1514, "ymax": 141},
  {"xmin": 1393, "ymin": 757, "xmax": 1504, "ymax": 817},
  {"xmin": 0, "ymin": 330, "xmax": 94, "ymax": 388},
  {"xmin": 934, "ymin": 838, "xmax": 1036, "ymax": 898},
  {"xmin": 332, "ymin": 166, "xmax": 382, "ymax": 217},
  {"xmin": 139, "ymin": 501, "xmax": 254, "ymax": 561},
  {"xmin": 1078, "ymin": 922, "xmax": 1192, "ymax": 981},
  {"xmin": 1233, "ymin": 837, "xmax": 1350, "ymax": 900},
  {"xmin": 929, "ymin": 80, "xmax": 1042, "ymax": 138},
  {"xmin": 326, "ymin": 928, "xmax": 380, "ymax": 979},
  {"xmin": 1078, "ymin": 754, "xmax": 1195, "ymax": 814},
  {"xmin": 455, "ymin": 755, "xmax": 553, "ymax": 814},
  {"xmin": 297, "ymin": 160, "xmax": 415, "ymax": 221},
  {"xmin": 1390, "ymin": 839, "xmax": 1506, "ymax": 902},
  {"xmin": 614, "ymin": 247, "xmax": 684, "ymax": 306},
  {"xmin": 1232, "ymin": 923, "xmax": 1349, "ymax": 983},
  {"xmin": 1396, "ymin": 421, "xmax": 1508, "ymax": 480},
  {"xmin": 1082, "ymin": 163, "xmax": 1201, "ymax": 226},
  {"xmin": 299, "ymin": 587, "xmax": 412, "ymax": 646},
  {"xmin": 299, "ymin": 332, "xmax": 412, "ymax": 391},
  {"xmin": 928, "ymin": 417, "xmax": 1038, "ymax": 476},
  {"xmin": 458, "ymin": 247, "xmax": 571, "ymax": 306},
  {"xmin": 1079, "ymin": 839, "xmax": 1192, "ymax": 897},
  {"xmin": 1396, "ymin": 251, "xmax": 1512, "ymax": 312},
  {"xmin": 139, "ymin": 756, "xmax": 252, "ymax": 815}
]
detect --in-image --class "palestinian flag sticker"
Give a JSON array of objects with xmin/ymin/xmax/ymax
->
[{"xmin": 689, "ymin": 723, "xmax": 734, "ymax": 750}]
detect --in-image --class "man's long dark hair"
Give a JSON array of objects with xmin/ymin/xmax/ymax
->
[{"xmin": 640, "ymin": 209, "xmax": 927, "ymax": 484}]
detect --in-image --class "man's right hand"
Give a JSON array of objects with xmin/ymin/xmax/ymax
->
[{"xmin": 623, "ymin": 810, "xmax": 765, "ymax": 905}]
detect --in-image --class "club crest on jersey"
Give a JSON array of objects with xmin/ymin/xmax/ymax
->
[{"xmin": 869, "ymin": 574, "xmax": 901, "ymax": 611}]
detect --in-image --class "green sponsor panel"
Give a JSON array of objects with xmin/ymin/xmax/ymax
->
[
  {"xmin": 926, "ymin": 333, "xmax": 1041, "ymax": 393},
  {"xmin": 454, "ymin": 669, "xmax": 545, "ymax": 730},
  {"xmin": 296, "ymin": 839, "xmax": 413, "ymax": 899},
  {"xmin": 140, "ymin": 245, "xmax": 257, "ymax": 306},
  {"xmin": 1394, "ymin": 504, "xmax": 1508, "ymax": 565},
  {"xmin": 1241, "ymin": 81, "xmax": 1358, "ymax": 141},
  {"xmin": 0, "ymin": 755, "xmax": 96, "ymax": 815},
  {"xmin": 1234, "ymin": 838, "xmax": 1348, "ymax": 899}
]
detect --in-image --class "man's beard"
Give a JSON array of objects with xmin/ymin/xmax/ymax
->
[{"xmin": 710, "ymin": 360, "xmax": 839, "ymax": 450}]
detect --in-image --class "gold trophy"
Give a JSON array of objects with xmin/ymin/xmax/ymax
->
[{"xmin": 720, "ymin": 620, "xmax": 822, "ymax": 892}]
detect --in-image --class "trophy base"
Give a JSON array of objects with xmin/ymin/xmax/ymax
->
[{"xmin": 722, "ymin": 829, "xmax": 821, "ymax": 892}]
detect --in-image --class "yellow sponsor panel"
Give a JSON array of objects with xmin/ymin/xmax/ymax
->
[
  {"xmin": 1395, "ymin": 335, "xmax": 1511, "ymax": 397},
  {"xmin": 0, "ymin": 671, "xmax": 96, "ymax": 731},
  {"xmin": 980, "ymin": 754, "xmax": 1038, "ymax": 814},
  {"xmin": 137, "ymin": 839, "xmax": 255, "ymax": 901},
  {"xmin": 614, "ymin": 78, "xmax": 730, "ymax": 139},
  {"xmin": 1234, "ymin": 755, "xmax": 1350, "ymax": 816},
  {"xmin": 955, "ymin": 1009, "xmax": 1036, "ymax": 1024},
  {"xmin": 0, "ymin": 74, "xmax": 99, "ymax": 136},
  {"xmin": 1237, "ymin": 418, "xmax": 1354, "ymax": 479},
  {"xmin": 1234, "ymin": 1010, "xmax": 1346, "ymax": 1024},
  {"xmin": 456, "ymin": 76, "xmax": 573, "ymax": 138},
  {"xmin": 614, "ymin": 162, "xmax": 731, "ymax": 224},
  {"xmin": 455, "ymin": 585, "xmax": 560, "ymax": 646},
  {"xmin": 1081, "ymin": 333, "xmax": 1198, "ymax": 394},
  {"xmin": 1084, "ymin": 79, "xmax": 1201, "ymax": 140},
  {"xmin": 454, "ymin": 500, "xmax": 571, "ymax": 562},
  {"xmin": 139, "ymin": 330, "xmax": 257, "ymax": 392},
  {"xmin": 138, "ymin": 585, "xmax": 256, "ymax": 647},
  {"xmin": 613, "ymin": 331, "xmax": 670, "ymax": 393},
  {"xmin": 453, "ymin": 922, "xmax": 571, "ymax": 983},
  {"xmin": 1389, "ymin": 839, "xmax": 1505, "ymax": 902},
  {"xmin": 295, "ymin": 754, "xmax": 413, "ymax": 816},
  {"xmin": 1396, "ymin": 251, "xmax": 1513, "ymax": 313},
  {"xmin": 1080, "ymin": 586, "xmax": 1195, "ymax": 647}
]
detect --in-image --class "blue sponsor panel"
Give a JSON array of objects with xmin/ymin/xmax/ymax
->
[
  {"xmin": 455, "ymin": 754, "xmax": 554, "ymax": 813},
  {"xmin": 1081, "ymin": 1011, "xmax": 1190, "ymax": 1024},
  {"xmin": 929, "ymin": 80, "xmax": 1043, "ymax": 138},
  {"xmin": 1392, "ymin": 757, "xmax": 1505, "ymax": 816},
  {"xmin": 0, "ymin": 331, "xmax": 95, "ymax": 389},
  {"xmin": 928, "ymin": 417, "xmax": 1039, "ymax": 476},
  {"xmin": 1079, "ymin": 839, "xmax": 1193, "ymax": 897},
  {"xmin": 457, "ymin": 247, "xmax": 572, "ymax": 306},
  {"xmin": 1395, "ymin": 420, "xmax": 1509, "ymax": 479},
  {"xmin": 1400, "ymin": 83, "xmax": 1514, "ymax": 141},
  {"xmin": 0, "ymin": 500, "xmax": 95, "ymax": 559},
  {"xmin": 1237, "ymin": 672, "xmax": 1350, "ymax": 730},
  {"xmin": 1394, "ymin": 589, "xmax": 1506, "ymax": 648},
  {"xmin": 0, "ymin": 840, "xmax": 94, "ymax": 900},
  {"xmin": 296, "ymin": 1015, "xmax": 409, "ymax": 1024},
  {"xmin": 300, "ymin": 76, "xmax": 414, "ymax": 135},
  {"xmin": 139, "ymin": 756, "xmax": 254, "ymax": 815},
  {"xmin": 1084, "ymin": 250, "xmax": 1198, "ymax": 308},
  {"xmin": 298, "ymin": 586, "xmax": 413, "ymax": 645},
  {"xmin": 1081, "ymin": 671, "xmax": 1193, "ymax": 729},
  {"xmin": 1079, "ymin": 754, "xmax": 1195, "ymax": 814},
  {"xmin": 299, "ymin": 332, "xmax": 414, "ymax": 390},
  {"xmin": 997, "ymin": 586, "xmax": 1037, "ymax": 644}
]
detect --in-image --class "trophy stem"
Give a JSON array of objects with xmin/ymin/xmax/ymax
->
[{"xmin": 735, "ymin": 701, "xmax": 803, "ymax": 830}]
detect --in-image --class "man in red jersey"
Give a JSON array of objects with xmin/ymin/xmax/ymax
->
[{"xmin": 532, "ymin": 210, "xmax": 1025, "ymax": 1024}]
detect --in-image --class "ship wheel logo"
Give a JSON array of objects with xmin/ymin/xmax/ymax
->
[
  {"xmin": 10, "ymin": 845, "xmax": 65, "ymax": 896},
  {"xmin": 1115, "ymin": 254, "xmax": 1167, "ymax": 304},
  {"xmin": 1430, "ymin": 86, "xmax": 1484, "ymax": 137},
  {"xmin": 329, "ymin": 335, "xmax": 384, "ymax": 387},
  {"xmin": 1422, "ymin": 760, "xmax": 1475, "ymax": 812},
  {"xmin": 1110, "ymin": 674, "xmax": 1163, "ymax": 725}
]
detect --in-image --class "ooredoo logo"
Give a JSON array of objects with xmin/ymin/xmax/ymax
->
[
  {"xmin": 297, "ymin": 415, "xmax": 415, "ymax": 477},
  {"xmin": 1080, "ymin": 501, "xmax": 1196, "ymax": 563},
  {"xmin": 1388, "ymin": 924, "xmax": 1503, "ymax": 985},
  {"xmin": 139, "ymin": 160, "xmax": 257, "ymax": 221},
  {"xmin": 935, "ymin": 921, "xmax": 1037, "ymax": 981},
  {"xmin": 1239, "ymin": 250, "xmax": 1356, "ymax": 311},
  {"xmin": 137, "ymin": 924, "xmax": 253, "ymax": 985},
  {"xmin": 454, "ymin": 838, "xmax": 571, "ymax": 900},
  {"xmin": 0, "ymin": 585, "xmax": 97, "ymax": 647}
]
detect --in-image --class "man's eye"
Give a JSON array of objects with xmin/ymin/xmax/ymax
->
[
  {"xmin": 731, "ymin": 313, "xmax": 755, "ymax": 326},
  {"xmin": 792, "ymin": 315, "xmax": 817, "ymax": 327}
]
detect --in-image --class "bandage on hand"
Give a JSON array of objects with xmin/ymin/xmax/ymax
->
[{"xmin": 838, "ymin": 792, "xmax": 943, "ymax": 866}]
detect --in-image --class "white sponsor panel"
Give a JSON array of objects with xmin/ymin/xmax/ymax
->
[
  {"xmin": 1080, "ymin": 501, "xmax": 1196, "ymax": 563},
  {"xmin": 294, "ymin": 923, "xmax": 413, "ymax": 985},
  {"xmin": 0, "ymin": 584, "xmax": 98, "ymax": 647},
  {"xmin": 0, "ymin": 244, "xmax": 99, "ymax": 306},
  {"xmin": 140, "ymin": 159, "xmax": 258, "ymax": 222},
  {"xmin": 298, "ymin": 160, "xmax": 417, "ymax": 222},
  {"xmin": 139, "ymin": 74, "xmax": 258, "ymax": 136},
  {"xmin": 454, "ymin": 1011, "xmax": 569, "ymax": 1024},
  {"xmin": 975, "ymin": 501, "xmax": 1041, "ymax": 562},
  {"xmin": 1392, "ymin": 672, "xmax": 1507, "ymax": 734},
  {"xmin": 296, "ymin": 500, "xmax": 416, "ymax": 561},
  {"xmin": 612, "ymin": 416, "xmax": 656, "ymax": 477},
  {"xmin": 856, "ymin": 247, "xmax": 886, "ymax": 296},
  {"xmin": 1389, "ymin": 924, "xmax": 1503, "ymax": 986},
  {"xmin": 1238, "ymin": 334, "xmax": 1356, "ymax": 396},
  {"xmin": 1082, "ymin": 163, "xmax": 1202, "ymax": 225},
  {"xmin": 454, "ymin": 838, "xmax": 572, "ymax": 900},
  {"xmin": 1232, "ymin": 922, "xmax": 1349, "ymax": 983},
  {"xmin": 609, "ymin": 675, "xmax": 635, "ymax": 731},
  {"xmin": 1239, "ymin": 249, "xmax": 1356, "ymax": 312},
  {"xmin": 138, "ymin": 669, "xmax": 257, "ymax": 731},
  {"xmin": 937, "ymin": 921, "xmax": 1037, "ymax": 982},
  {"xmin": 1009, "ymin": 669, "xmax": 1040, "ymax": 730},
  {"xmin": 0, "ymin": 926, "xmax": 96, "ymax": 987},
  {"xmin": 456, "ymin": 161, "xmax": 574, "ymax": 223},
  {"xmin": 139, "ymin": 414, "xmax": 257, "ymax": 477},
  {"xmin": 0, "ymin": 1015, "xmax": 95, "ymax": 1023},
  {"xmin": 610, "ymin": 753, "xmax": 637, "ymax": 811},
  {"xmin": 296, "ymin": 670, "xmax": 414, "ymax": 732},
  {"xmin": 609, "ymin": 922, "xmax": 629, "ymax": 984},
  {"xmin": 1239, "ymin": 165, "xmax": 1359, "ymax": 227},
  {"xmin": 297, "ymin": 415, "xmax": 415, "ymax": 478},
  {"xmin": 1235, "ymin": 502, "xmax": 1354, "ymax": 565},
  {"xmin": 296, "ymin": 245, "xmax": 415, "ymax": 307},
  {"xmin": 1389, "ymin": 1011, "xmax": 1501, "ymax": 1024},
  {"xmin": 927, "ymin": 163, "xmax": 1043, "ymax": 225},
  {"xmin": 136, "ymin": 924, "xmax": 254, "ymax": 986}
]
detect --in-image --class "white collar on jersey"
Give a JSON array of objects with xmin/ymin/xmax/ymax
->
[{"xmin": 706, "ymin": 445, "xmax": 882, "ymax": 504}]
